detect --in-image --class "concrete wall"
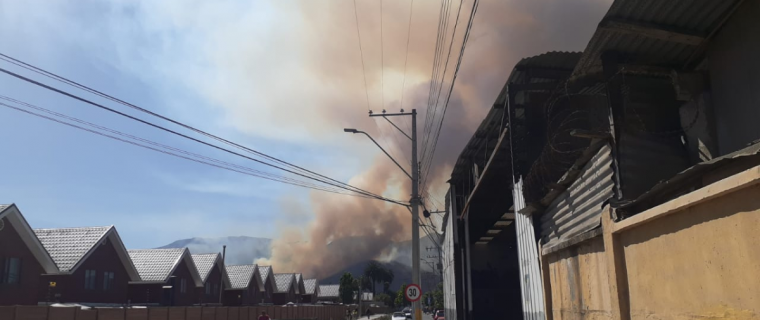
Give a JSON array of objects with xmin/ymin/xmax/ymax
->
[
  {"xmin": 620, "ymin": 183, "xmax": 760, "ymax": 320},
  {"xmin": 542, "ymin": 165, "xmax": 760, "ymax": 320},
  {"xmin": 708, "ymin": 0, "xmax": 760, "ymax": 156},
  {"xmin": 545, "ymin": 237, "xmax": 612, "ymax": 320}
]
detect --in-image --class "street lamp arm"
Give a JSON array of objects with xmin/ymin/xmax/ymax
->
[{"xmin": 356, "ymin": 131, "xmax": 412, "ymax": 180}]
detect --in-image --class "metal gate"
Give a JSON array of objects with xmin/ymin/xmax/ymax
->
[{"xmin": 513, "ymin": 178, "xmax": 546, "ymax": 320}]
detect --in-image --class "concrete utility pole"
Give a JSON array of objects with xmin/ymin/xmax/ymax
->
[
  {"xmin": 346, "ymin": 108, "xmax": 420, "ymax": 320},
  {"xmin": 410, "ymin": 109, "xmax": 421, "ymax": 320}
]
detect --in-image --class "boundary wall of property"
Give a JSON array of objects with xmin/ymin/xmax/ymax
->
[
  {"xmin": 541, "ymin": 165, "xmax": 760, "ymax": 320},
  {"xmin": 0, "ymin": 305, "xmax": 348, "ymax": 320}
]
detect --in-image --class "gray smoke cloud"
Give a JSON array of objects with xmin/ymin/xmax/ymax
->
[{"xmin": 254, "ymin": 0, "xmax": 612, "ymax": 278}]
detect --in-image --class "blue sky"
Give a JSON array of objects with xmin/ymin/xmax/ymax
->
[{"xmin": 0, "ymin": 0, "xmax": 385, "ymax": 249}]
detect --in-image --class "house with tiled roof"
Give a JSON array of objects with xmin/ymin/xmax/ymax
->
[
  {"xmin": 272, "ymin": 273, "xmax": 297, "ymax": 305},
  {"xmin": 317, "ymin": 284, "xmax": 340, "ymax": 303},
  {"xmin": 0, "ymin": 204, "xmax": 58, "ymax": 305},
  {"xmin": 191, "ymin": 253, "xmax": 231, "ymax": 305},
  {"xmin": 127, "ymin": 248, "xmax": 203, "ymax": 306},
  {"xmin": 223, "ymin": 264, "xmax": 264, "ymax": 306},
  {"xmin": 302, "ymin": 279, "xmax": 319, "ymax": 303},
  {"xmin": 33, "ymin": 223, "xmax": 140, "ymax": 306},
  {"xmin": 256, "ymin": 265, "xmax": 275, "ymax": 304}
]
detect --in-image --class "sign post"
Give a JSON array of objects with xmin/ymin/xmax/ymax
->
[{"xmin": 405, "ymin": 283, "xmax": 422, "ymax": 319}]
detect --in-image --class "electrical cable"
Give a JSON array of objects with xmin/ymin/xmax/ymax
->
[
  {"xmin": 0, "ymin": 98, "xmax": 369, "ymax": 197},
  {"xmin": 352, "ymin": 0, "xmax": 371, "ymax": 111},
  {"xmin": 0, "ymin": 54, "xmax": 385, "ymax": 201},
  {"xmin": 420, "ymin": 0, "xmax": 479, "ymax": 191},
  {"xmin": 0, "ymin": 64, "xmax": 408, "ymax": 206},
  {"xmin": 398, "ymin": 0, "xmax": 416, "ymax": 113}
]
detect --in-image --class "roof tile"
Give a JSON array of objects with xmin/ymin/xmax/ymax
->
[
  {"xmin": 318, "ymin": 284, "xmax": 340, "ymax": 298},
  {"xmin": 191, "ymin": 253, "xmax": 220, "ymax": 283},
  {"xmin": 257, "ymin": 265, "xmax": 272, "ymax": 284},
  {"xmin": 34, "ymin": 226, "xmax": 111, "ymax": 272},
  {"xmin": 128, "ymin": 248, "xmax": 186, "ymax": 282},
  {"xmin": 226, "ymin": 264, "xmax": 256, "ymax": 290},
  {"xmin": 274, "ymin": 273, "xmax": 294, "ymax": 293},
  {"xmin": 304, "ymin": 279, "xmax": 318, "ymax": 294}
]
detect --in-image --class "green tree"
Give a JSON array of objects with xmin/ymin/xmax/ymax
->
[
  {"xmin": 394, "ymin": 283, "xmax": 410, "ymax": 307},
  {"xmin": 339, "ymin": 272, "xmax": 357, "ymax": 304},
  {"xmin": 375, "ymin": 293, "xmax": 394, "ymax": 308},
  {"xmin": 433, "ymin": 283, "xmax": 444, "ymax": 310},
  {"xmin": 363, "ymin": 261, "xmax": 382, "ymax": 294}
]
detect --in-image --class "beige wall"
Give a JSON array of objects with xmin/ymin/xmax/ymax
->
[
  {"xmin": 620, "ymin": 184, "xmax": 760, "ymax": 320},
  {"xmin": 543, "ymin": 166, "xmax": 760, "ymax": 320},
  {"xmin": 546, "ymin": 237, "xmax": 612, "ymax": 320}
]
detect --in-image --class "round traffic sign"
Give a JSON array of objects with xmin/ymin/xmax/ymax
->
[{"xmin": 405, "ymin": 284, "xmax": 422, "ymax": 302}]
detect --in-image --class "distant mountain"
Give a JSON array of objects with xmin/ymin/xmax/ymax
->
[
  {"xmin": 320, "ymin": 260, "xmax": 441, "ymax": 295},
  {"xmin": 386, "ymin": 236, "xmax": 441, "ymax": 271},
  {"xmin": 158, "ymin": 236, "xmax": 271, "ymax": 265}
]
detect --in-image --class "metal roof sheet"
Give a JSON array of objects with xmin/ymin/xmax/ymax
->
[
  {"xmin": 225, "ymin": 264, "xmax": 256, "ymax": 290},
  {"xmin": 191, "ymin": 253, "xmax": 220, "ymax": 283},
  {"xmin": 571, "ymin": 0, "xmax": 741, "ymax": 79},
  {"xmin": 0, "ymin": 204, "xmax": 9, "ymax": 212},
  {"xmin": 318, "ymin": 284, "xmax": 340, "ymax": 298},
  {"xmin": 274, "ymin": 273, "xmax": 295, "ymax": 293},
  {"xmin": 303, "ymin": 279, "xmax": 318, "ymax": 295},
  {"xmin": 34, "ymin": 226, "xmax": 111, "ymax": 272},
  {"xmin": 127, "ymin": 248, "xmax": 186, "ymax": 282}
]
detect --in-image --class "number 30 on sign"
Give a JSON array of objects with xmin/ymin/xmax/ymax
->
[{"xmin": 405, "ymin": 284, "xmax": 422, "ymax": 302}]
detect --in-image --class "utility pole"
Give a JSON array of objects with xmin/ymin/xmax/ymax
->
[
  {"xmin": 410, "ymin": 109, "xmax": 421, "ymax": 320},
  {"xmin": 348, "ymin": 108, "xmax": 420, "ymax": 320}
]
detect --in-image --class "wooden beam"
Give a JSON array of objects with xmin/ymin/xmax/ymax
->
[
  {"xmin": 460, "ymin": 127, "xmax": 509, "ymax": 219},
  {"xmin": 600, "ymin": 18, "xmax": 705, "ymax": 46}
]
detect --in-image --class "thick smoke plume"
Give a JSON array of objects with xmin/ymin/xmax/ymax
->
[{"xmin": 254, "ymin": 0, "xmax": 612, "ymax": 279}]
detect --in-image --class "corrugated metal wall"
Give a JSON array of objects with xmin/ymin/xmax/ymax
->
[
  {"xmin": 442, "ymin": 189, "xmax": 459, "ymax": 320},
  {"xmin": 442, "ymin": 213, "xmax": 457, "ymax": 320},
  {"xmin": 540, "ymin": 144, "xmax": 614, "ymax": 248},
  {"xmin": 513, "ymin": 178, "xmax": 546, "ymax": 320}
]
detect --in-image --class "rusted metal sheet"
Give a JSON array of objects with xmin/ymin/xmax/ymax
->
[
  {"xmin": 513, "ymin": 178, "xmax": 547, "ymax": 320},
  {"xmin": 540, "ymin": 144, "xmax": 614, "ymax": 249}
]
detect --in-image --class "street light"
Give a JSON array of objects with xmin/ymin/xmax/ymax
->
[
  {"xmin": 345, "ymin": 108, "xmax": 422, "ymax": 320},
  {"xmin": 343, "ymin": 128, "xmax": 412, "ymax": 179}
]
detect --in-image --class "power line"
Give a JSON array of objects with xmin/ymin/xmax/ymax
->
[
  {"xmin": 380, "ymin": 0, "xmax": 385, "ymax": 111},
  {"xmin": 423, "ymin": 0, "xmax": 465, "ymax": 167},
  {"xmin": 421, "ymin": 0, "xmax": 480, "ymax": 191},
  {"xmin": 0, "ymin": 97, "xmax": 367, "ymax": 197},
  {"xmin": 352, "ymin": 0, "xmax": 371, "ymax": 111},
  {"xmin": 0, "ymin": 54, "xmax": 383, "ymax": 200},
  {"xmin": 0, "ymin": 60, "xmax": 408, "ymax": 206},
  {"xmin": 420, "ymin": 0, "xmax": 455, "ymax": 168},
  {"xmin": 399, "ymin": 0, "xmax": 416, "ymax": 113}
]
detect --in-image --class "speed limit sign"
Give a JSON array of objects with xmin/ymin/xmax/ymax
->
[{"xmin": 405, "ymin": 284, "xmax": 422, "ymax": 302}]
